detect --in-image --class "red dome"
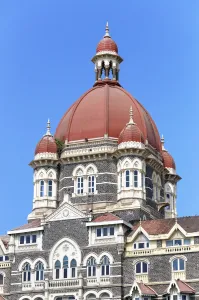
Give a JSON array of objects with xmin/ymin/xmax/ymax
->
[
  {"xmin": 118, "ymin": 122, "xmax": 144, "ymax": 144},
  {"xmin": 55, "ymin": 82, "xmax": 161, "ymax": 152},
  {"xmin": 162, "ymin": 150, "xmax": 176, "ymax": 169},
  {"xmin": 35, "ymin": 135, "xmax": 57, "ymax": 155},
  {"xmin": 96, "ymin": 36, "xmax": 118, "ymax": 54}
]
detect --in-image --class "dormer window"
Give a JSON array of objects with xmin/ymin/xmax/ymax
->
[{"xmin": 96, "ymin": 226, "xmax": 115, "ymax": 237}]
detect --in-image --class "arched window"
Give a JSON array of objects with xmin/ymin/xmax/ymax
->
[
  {"xmin": 55, "ymin": 260, "xmax": 61, "ymax": 279},
  {"xmin": 35, "ymin": 262, "xmax": 44, "ymax": 281},
  {"xmin": 133, "ymin": 170, "xmax": 138, "ymax": 187},
  {"xmin": 135, "ymin": 261, "xmax": 148, "ymax": 274},
  {"xmin": 40, "ymin": 180, "xmax": 44, "ymax": 197},
  {"xmin": 63, "ymin": 256, "xmax": 68, "ymax": 278},
  {"xmin": 0, "ymin": 273, "xmax": 4, "ymax": 285},
  {"xmin": 125, "ymin": 170, "xmax": 130, "ymax": 187},
  {"xmin": 86, "ymin": 294, "xmax": 97, "ymax": 300},
  {"xmin": 48, "ymin": 180, "xmax": 53, "ymax": 197},
  {"xmin": 87, "ymin": 257, "xmax": 97, "ymax": 277},
  {"xmin": 101, "ymin": 255, "xmax": 110, "ymax": 276},
  {"xmin": 172, "ymin": 258, "xmax": 185, "ymax": 271},
  {"xmin": 70, "ymin": 259, "xmax": 77, "ymax": 278},
  {"xmin": 100, "ymin": 293, "xmax": 110, "ymax": 299},
  {"xmin": 22, "ymin": 263, "xmax": 31, "ymax": 282}
]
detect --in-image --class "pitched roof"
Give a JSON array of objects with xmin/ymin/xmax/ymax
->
[
  {"xmin": 137, "ymin": 282, "xmax": 157, "ymax": 296},
  {"xmin": 0, "ymin": 296, "xmax": 5, "ymax": 300},
  {"xmin": 176, "ymin": 280, "xmax": 195, "ymax": 294},
  {"xmin": 9, "ymin": 219, "xmax": 41, "ymax": 232},
  {"xmin": 131, "ymin": 216, "xmax": 199, "ymax": 235},
  {"xmin": 0, "ymin": 235, "xmax": 10, "ymax": 249},
  {"xmin": 92, "ymin": 213, "xmax": 121, "ymax": 223}
]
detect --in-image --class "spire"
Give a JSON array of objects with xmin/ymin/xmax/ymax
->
[
  {"xmin": 45, "ymin": 119, "xmax": 51, "ymax": 136},
  {"xmin": 128, "ymin": 106, "xmax": 136, "ymax": 125},
  {"xmin": 161, "ymin": 134, "xmax": 165, "ymax": 151},
  {"xmin": 104, "ymin": 21, "xmax": 110, "ymax": 38}
]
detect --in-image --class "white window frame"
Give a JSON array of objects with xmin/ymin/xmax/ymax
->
[
  {"xmin": 135, "ymin": 261, "xmax": 148, "ymax": 274},
  {"xmin": 133, "ymin": 242, "xmax": 149, "ymax": 249},
  {"xmin": 166, "ymin": 239, "xmax": 190, "ymax": 247},
  {"xmin": 96, "ymin": 226, "xmax": 115, "ymax": 238}
]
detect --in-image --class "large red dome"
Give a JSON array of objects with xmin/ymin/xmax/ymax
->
[{"xmin": 55, "ymin": 82, "xmax": 161, "ymax": 152}]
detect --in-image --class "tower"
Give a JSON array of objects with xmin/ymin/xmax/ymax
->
[{"xmin": 28, "ymin": 120, "xmax": 59, "ymax": 220}]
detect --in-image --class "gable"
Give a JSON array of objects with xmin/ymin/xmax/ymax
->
[
  {"xmin": 45, "ymin": 198, "xmax": 86, "ymax": 222},
  {"xmin": 134, "ymin": 233, "xmax": 149, "ymax": 243}
]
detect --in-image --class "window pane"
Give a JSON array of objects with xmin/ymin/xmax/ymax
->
[
  {"xmin": 72, "ymin": 267, "xmax": 76, "ymax": 278},
  {"xmin": 182, "ymin": 295, "xmax": 186, "ymax": 300},
  {"xmin": 48, "ymin": 180, "xmax": 53, "ymax": 197},
  {"xmin": 93, "ymin": 266, "xmax": 96, "ymax": 277},
  {"xmin": 20, "ymin": 236, "xmax": 24, "ymax": 244},
  {"xmin": 32, "ymin": 235, "xmax": 37, "ymax": 243},
  {"xmin": 96, "ymin": 228, "xmax": 101, "ymax": 237},
  {"xmin": 106, "ymin": 265, "xmax": 109, "ymax": 275},
  {"xmin": 0, "ymin": 257, "xmax": 3, "ymax": 262},
  {"xmin": 166, "ymin": 240, "xmax": 173, "ymax": 247},
  {"xmin": 184, "ymin": 239, "xmax": 190, "ymax": 245},
  {"xmin": 0, "ymin": 274, "xmax": 3, "ymax": 285},
  {"xmin": 36, "ymin": 270, "xmax": 39, "ymax": 281},
  {"xmin": 179, "ymin": 259, "xmax": 185, "ymax": 270},
  {"xmin": 110, "ymin": 227, "xmax": 114, "ymax": 236},
  {"xmin": 134, "ymin": 243, "xmax": 137, "ymax": 249},
  {"xmin": 125, "ymin": 170, "xmax": 130, "ymax": 187},
  {"xmin": 64, "ymin": 268, "xmax": 68, "ymax": 278},
  {"xmin": 173, "ymin": 296, "xmax": 178, "ymax": 300},
  {"xmin": 26, "ymin": 236, "xmax": 30, "ymax": 244},
  {"xmin": 142, "ymin": 262, "xmax": 148, "ymax": 273},
  {"xmin": 40, "ymin": 180, "xmax": 44, "ymax": 197},
  {"xmin": 146, "ymin": 242, "xmax": 149, "ymax": 248},
  {"xmin": 23, "ymin": 272, "xmax": 26, "ymax": 282},
  {"xmin": 5, "ymin": 256, "xmax": 9, "ymax": 261},
  {"xmin": 56, "ymin": 269, "xmax": 59, "ymax": 279},
  {"xmin": 173, "ymin": 259, "xmax": 178, "ymax": 271},
  {"xmin": 174, "ymin": 240, "xmax": 182, "ymax": 246},
  {"xmin": 138, "ymin": 243, "xmax": 144, "ymax": 249},
  {"xmin": 88, "ymin": 266, "xmax": 91, "ymax": 277},
  {"xmin": 136, "ymin": 263, "xmax": 141, "ymax": 273},
  {"xmin": 27, "ymin": 271, "xmax": 31, "ymax": 281},
  {"xmin": 101, "ymin": 265, "xmax": 105, "ymax": 276},
  {"xmin": 103, "ymin": 228, "xmax": 108, "ymax": 236},
  {"xmin": 134, "ymin": 170, "xmax": 138, "ymax": 187}
]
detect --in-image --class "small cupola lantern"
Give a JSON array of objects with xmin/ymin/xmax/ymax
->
[{"xmin": 92, "ymin": 22, "xmax": 123, "ymax": 84}]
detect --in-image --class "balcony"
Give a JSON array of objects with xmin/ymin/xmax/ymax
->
[
  {"xmin": 22, "ymin": 281, "xmax": 45, "ymax": 291},
  {"xmin": 100, "ymin": 277, "xmax": 111, "ymax": 284},
  {"xmin": 125, "ymin": 244, "xmax": 199, "ymax": 257},
  {"xmin": 135, "ymin": 274, "xmax": 148, "ymax": 283},
  {"xmin": 49, "ymin": 279, "xmax": 80, "ymax": 289},
  {"xmin": 172, "ymin": 271, "xmax": 186, "ymax": 280},
  {"xmin": 0, "ymin": 262, "xmax": 11, "ymax": 269},
  {"xmin": 87, "ymin": 278, "xmax": 98, "ymax": 286}
]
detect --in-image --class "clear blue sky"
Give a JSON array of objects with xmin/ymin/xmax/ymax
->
[{"xmin": 0, "ymin": 1, "xmax": 198, "ymax": 234}]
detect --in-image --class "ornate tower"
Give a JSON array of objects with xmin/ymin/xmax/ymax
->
[{"xmin": 28, "ymin": 120, "xmax": 59, "ymax": 220}]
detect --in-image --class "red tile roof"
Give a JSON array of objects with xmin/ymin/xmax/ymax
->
[
  {"xmin": 0, "ymin": 296, "xmax": 5, "ymax": 300},
  {"xmin": 35, "ymin": 135, "xmax": 57, "ymax": 155},
  {"xmin": 131, "ymin": 216, "xmax": 199, "ymax": 235},
  {"xmin": 10, "ymin": 219, "xmax": 41, "ymax": 232},
  {"xmin": 162, "ymin": 150, "xmax": 176, "ymax": 169},
  {"xmin": 137, "ymin": 282, "xmax": 157, "ymax": 296},
  {"xmin": 176, "ymin": 280, "xmax": 195, "ymax": 294},
  {"xmin": 92, "ymin": 213, "xmax": 121, "ymax": 223}
]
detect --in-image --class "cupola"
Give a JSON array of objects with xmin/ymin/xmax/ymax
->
[
  {"xmin": 161, "ymin": 135, "xmax": 176, "ymax": 172},
  {"xmin": 92, "ymin": 22, "xmax": 123, "ymax": 83},
  {"xmin": 118, "ymin": 107, "xmax": 145, "ymax": 149},
  {"xmin": 34, "ymin": 120, "xmax": 58, "ymax": 161}
]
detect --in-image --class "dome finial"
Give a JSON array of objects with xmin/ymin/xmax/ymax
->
[
  {"xmin": 128, "ymin": 106, "xmax": 135, "ymax": 125},
  {"xmin": 161, "ymin": 134, "xmax": 165, "ymax": 150},
  {"xmin": 46, "ymin": 119, "xmax": 51, "ymax": 136},
  {"xmin": 104, "ymin": 21, "xmax": 110, "ymax": 38}
]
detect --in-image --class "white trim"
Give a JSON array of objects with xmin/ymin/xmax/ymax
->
[
  {"xmin": 86, "ymin": 220, "xmax": 132, "ymax": 228},
  {"xmin": 8, "ymin": 226, "xmax": 43, "ymax": 235}
]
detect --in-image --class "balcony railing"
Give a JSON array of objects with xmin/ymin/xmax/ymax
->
[
  {"xmin": 0, "ymin": 262, "xmax": 11, "ymax": 269},
  {"xmin": 172, "ymin": 271, "xmax": 186, "ymax": 280},
  {"xmin": 125, "ymin": 244, "xmax": 199, "ymax": 257},
  {"xmin": 135, "ymin": 274, "xmax": 148, "ymax": 283},
  {"xmin": 49, "ymin": 279, "xmax": 80, "ymax": 289},
  {"xmin": 100, "ymin": 277, "xmax": 111, "ymax": 284}
]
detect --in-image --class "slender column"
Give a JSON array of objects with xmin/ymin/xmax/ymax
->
[{"xmin": 112, "ymin": 67, "xmax": 116, "ymax": 80}]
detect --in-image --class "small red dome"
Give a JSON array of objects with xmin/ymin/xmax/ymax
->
[
  {"xmin": 118, "ymin": 112, "xmax": 145, "ymax": 144},
  {"xmin": 162, "ymin": 150, "xmax": 176, "ymax": 169},
  {"xmin": 35, "ymin": 135, "xmax": 57, "ymax": 155},
  {"xmin": 96, "ymin": 37, "xmax": 118, "ymax": 54}
]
